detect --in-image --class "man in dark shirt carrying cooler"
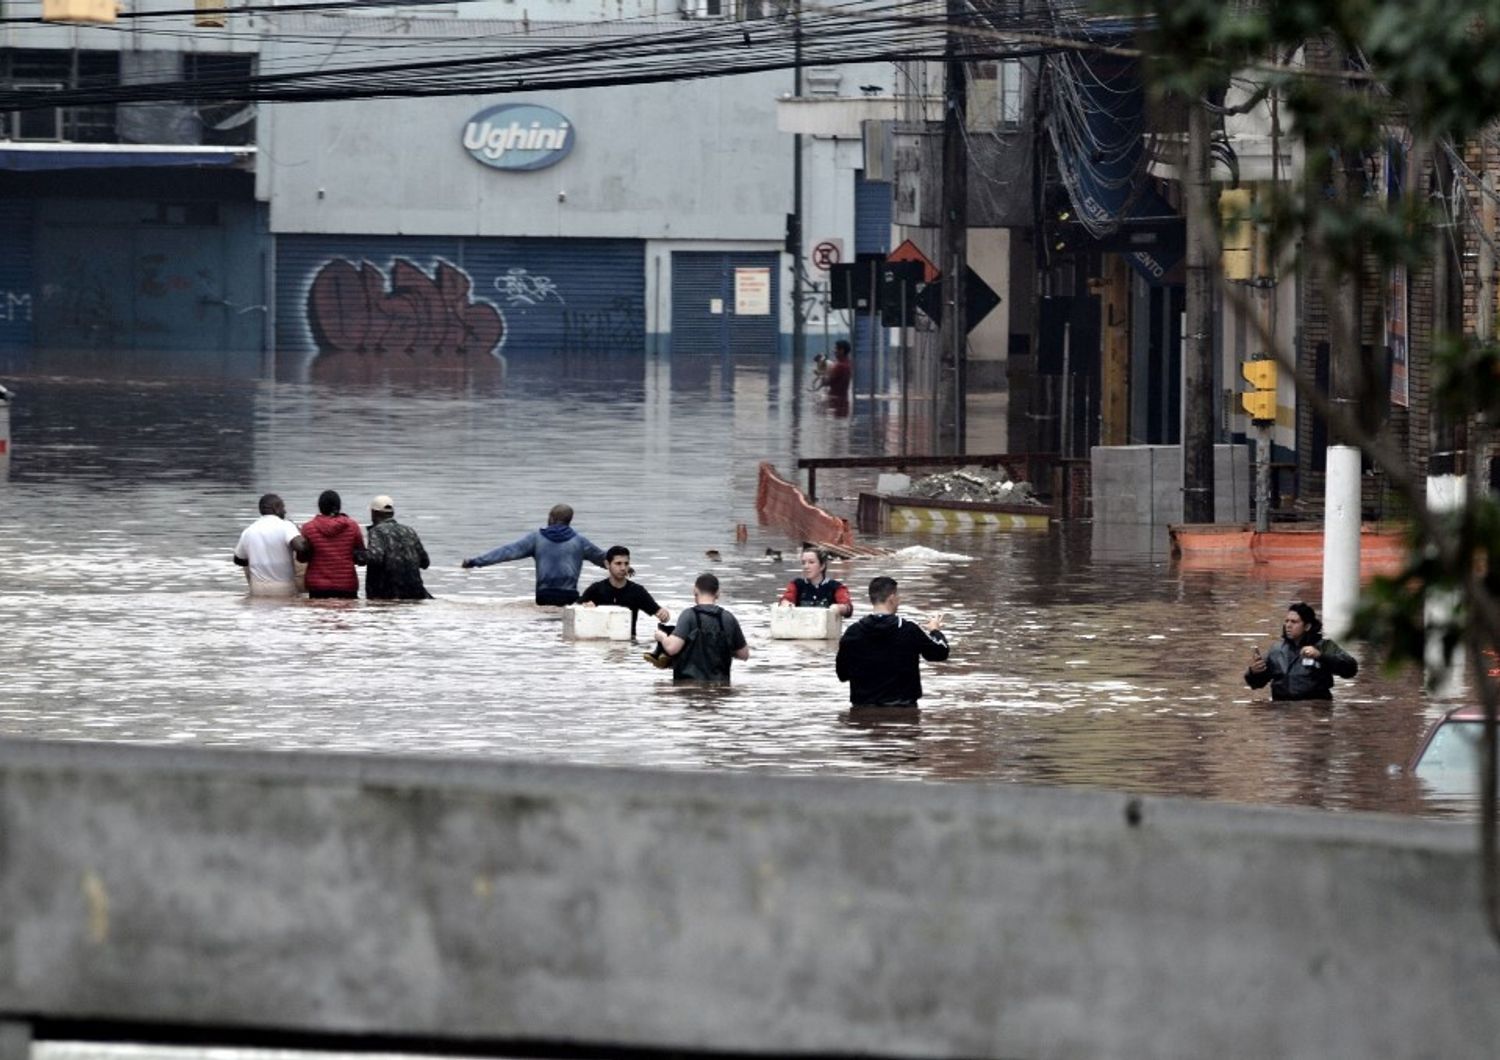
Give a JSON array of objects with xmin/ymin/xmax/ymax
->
[
  {"xmin": 836, "ymin": 576, "xmax": 949, "ymax": 707},
  {"xmin": 579, "ymin": 545, "xmax": 670, "ymax": 638}
]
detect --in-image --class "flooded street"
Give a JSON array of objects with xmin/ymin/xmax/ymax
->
[{"xmin": 0, "ymin": 355, "xmax": 1456, "ymax": 817}]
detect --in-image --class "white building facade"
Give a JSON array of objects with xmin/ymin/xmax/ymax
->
[{"xmin": 0, "ymin": 0, "xmax": 905, "ymax": 377}]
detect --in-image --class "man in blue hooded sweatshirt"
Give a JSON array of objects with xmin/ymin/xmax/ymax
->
[{"xmin": 461, "ymin": 503, "xmax": 607, "ymax": 605}]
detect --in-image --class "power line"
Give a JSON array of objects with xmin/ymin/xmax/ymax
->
[{"xmin": 0, "ymin": 0, "xmax": 1075, "ymax": 110}]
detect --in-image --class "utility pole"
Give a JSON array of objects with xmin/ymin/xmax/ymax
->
[
  {"xmin": 1320, "ymin": 60, "xmax": 1368, "ymax": 640},
  {"xmin": 1328, "ymin": 144, "xmax": 1365, "ymax": 446},
  {"xmin": 936, "ymin": 0, "xmax": 968, "ymax": 454},
  {"xmin": 1420, "ymin": 141, "xmax": 1467, "ymax": 692},
  {"xmin": 790, "ymin": 0, "xmax": 805, "ymax": 373},
  {"xmin": 1479, "ymin": 173, "xmax": 1495, "ymax": 480},
  {"xmin": 1182, "ymin": 97, "xmax": 1217, "ymax": 524}
]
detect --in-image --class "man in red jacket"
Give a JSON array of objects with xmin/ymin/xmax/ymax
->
[{"xmin": 300, "ymin": 489, "xmax": 366, "ymax": 600}]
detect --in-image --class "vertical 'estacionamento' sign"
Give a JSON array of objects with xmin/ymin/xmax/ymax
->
[{"xmin": 462, "ymin": 103, "xmax": 575, "ymax": 171}]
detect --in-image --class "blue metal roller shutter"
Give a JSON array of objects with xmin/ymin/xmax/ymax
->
[
  {"xmin": 669, "ymin": 252, "xmax": 726, "ymax": 355},
  {"xmin": 669, "ymin": 250, "xmax": 780, "ymax": 356},
  {"xmin": 276, "ymin": 236, "xmax": 458, "ymax": 357},
  {"xmin": 463, "ymin": 239, "xmax": 645, "ymax": 357},
  {"xmin": 853, "ymin": 172, "xmax": 891, "ymax": 374},
  {"xmin": 0, "ymin": 200, "xmax": 34, "ymax": 354},
  {"xmin": 275, "ymin": 236, "xmax": 645, "ymax": 366},
  {"xmin": 855, "ymin": 172, "xmax": 892, "ymax": 253}
]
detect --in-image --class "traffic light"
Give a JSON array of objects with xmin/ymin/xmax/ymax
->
[
  {"xmin": 1241, "ymin": 358, "xmax": 1277, "ymax": 422},
  {"xmin": 1043, "ymin": 186, "xmax": 1083, "ymax": 255},
  {"xmin": 1221, "ymin": 188, "xmax": 1254, "ymax": 281}
]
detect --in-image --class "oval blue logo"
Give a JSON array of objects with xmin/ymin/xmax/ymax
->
[{"xmin": 462, "ymin": 103, "xmax": 574, "ymax": 172}]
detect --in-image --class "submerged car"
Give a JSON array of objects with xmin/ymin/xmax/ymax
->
[{"xmin": 1408, "ymin": 706, "xmax": 1490, "ymax": 798}]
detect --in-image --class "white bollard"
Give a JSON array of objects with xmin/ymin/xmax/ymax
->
[
  {"xmin": 769, "ymin": 605, "xmax": 843, "ymax": 640},
  {"xmin": 562, "ymin": 604, "xmax": 632, "ymax": 641},
  {"xmin": 1425, "ymin": 474, "xmax": 1466, "ymax": 698},
  {"xmin": 1320, "ymin": 445, "xmax": 1362, "ymax": 640}
]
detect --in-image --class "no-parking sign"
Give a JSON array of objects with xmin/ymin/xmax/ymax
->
[{"xmin": 811, "ymin": 239, "xmax": 843, "ymax": 272}]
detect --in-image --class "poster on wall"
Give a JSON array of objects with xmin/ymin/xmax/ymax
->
[
  {"xmin": 1387, "ymin": 264, "xmax": 1409, "ymax": 408},
  {"xmin": 734, "ymin": 268, "xmax": 771, "ymax": 315}
]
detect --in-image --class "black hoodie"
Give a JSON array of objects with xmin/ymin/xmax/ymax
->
[{"xmin": 835, "ymin": 613, "xmax": 950, "ymax": 706}]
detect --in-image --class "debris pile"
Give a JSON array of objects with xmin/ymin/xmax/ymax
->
[{"xmin": 905, "ymin": 466, "xmax": 1041, "ymax": 505}]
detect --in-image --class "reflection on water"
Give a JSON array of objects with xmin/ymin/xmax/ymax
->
[{"xmin": 0, "ymin": 356, "xmax": 1462, "ymax": 817}]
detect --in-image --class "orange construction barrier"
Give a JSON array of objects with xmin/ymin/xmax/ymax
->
[
  {"xmin": 756, "ymin": 462, "xmax": 855, "ymax": 549},
  {"xmin": 1171, "ymin": 522, "xmax": 1408, "ymax": 577}
]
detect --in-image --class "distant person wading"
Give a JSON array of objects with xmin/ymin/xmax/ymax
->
[
  {"xmin": 776, "ymin": 547, "xmax": 854, "ymax": 617},
  {"xmin": 364, "ymin": 494, "xmax": 432, "ymax": 601},
  {"xmin": 232, "ymin": 493, "xmax": 308, "ymax": 597},
  {"xmin": 580, "ymin": 545, "xmax": 670, "ymax": 638},
  {"xmin": 461, "ymin": 503, "xmax": 607, "ymax": 606},
  {"xmin": 1245, "ymin": 601, "xmax": 1358, "ymax": 701},
  {"xmin": 651, "ymin": 572, "xmax": 750, "ymax": 683},
  {"xmin": 300, "ymin": 490, "xmax": 367, "ymax": 600},
  {"xmin": 836, "ymin": 576, "xmax": 949, "ymax": 708}
]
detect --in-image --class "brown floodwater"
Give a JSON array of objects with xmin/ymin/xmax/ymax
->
[{"xmin": 0, "ymin": 355, "xmax": 1469, "ymax": 817}]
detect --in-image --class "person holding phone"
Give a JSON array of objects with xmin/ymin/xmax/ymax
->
[{"xmin": 1245, "ymin": 601, "xmax": 1359, "ymax": 701}]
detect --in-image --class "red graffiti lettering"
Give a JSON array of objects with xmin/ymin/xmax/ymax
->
[{"xmin": 306, "ymin": 258, "xmax": 505, "ymax": 357}]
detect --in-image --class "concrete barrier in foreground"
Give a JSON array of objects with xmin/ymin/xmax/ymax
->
[{"xmin": 1, "ymin": 740, "xmax": 1497, "ymax": 1058}]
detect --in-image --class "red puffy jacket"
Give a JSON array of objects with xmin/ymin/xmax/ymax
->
[{"xmin": 300, "ymin": 513, "xmax": 365, "ymax": 593}]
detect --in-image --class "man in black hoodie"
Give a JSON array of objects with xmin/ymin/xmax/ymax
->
[{"xmin": 836, "ymin": 576, "xmax": 949, "ymax": 707}]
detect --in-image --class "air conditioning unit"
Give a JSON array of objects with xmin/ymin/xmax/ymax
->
[
  {"xmin": 682, "ymin": 0, "xmax": 725, "ymax": 18},
  {"xmin": 41, "ymin": 0, "xmax": 116, "ymax": 22}
]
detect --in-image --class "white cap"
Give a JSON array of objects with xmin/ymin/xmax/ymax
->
[{"xmin": 371, "ymin": 494, "xmax": 395, "ymax": 513}]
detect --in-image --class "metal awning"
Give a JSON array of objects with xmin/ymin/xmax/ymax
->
[{"xmin": 0, "ymin": 143, "xmax": 254, "ymax": 171}]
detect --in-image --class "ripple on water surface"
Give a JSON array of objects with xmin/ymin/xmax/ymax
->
[{"xmin": 0, "ymin": 366, "xmax": 1457, "ymax": 817}]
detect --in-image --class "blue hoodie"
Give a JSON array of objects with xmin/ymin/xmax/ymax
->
[{"xmin": 465, "ymin": 524, "xmax": 607, "ymax": 601}]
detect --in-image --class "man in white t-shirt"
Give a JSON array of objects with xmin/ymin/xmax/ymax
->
[{"xmin": 233, "ymin": 493, "xmax": 308, "ymax": 596}]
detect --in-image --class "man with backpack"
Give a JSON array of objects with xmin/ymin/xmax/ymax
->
[{"xmin": 651, "ymin": 572, "xmax": 750, "ymax": 683}]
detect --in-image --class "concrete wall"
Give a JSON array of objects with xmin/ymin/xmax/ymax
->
[
  {"xmin": 259, "ymin": 22, "xmax": 793, "ymax": 242},
  {"xmin": 1, "ymin": 740, "xmax": 1497, "ymax": 1058},
  {"xmin": 1092, "ymin": 443, "xmax": 1252, "ymax": 524}
]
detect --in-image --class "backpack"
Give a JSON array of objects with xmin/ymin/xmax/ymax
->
[{"xmin": 673, "ymin": 606, "xmax": 733, "ymax": 683}]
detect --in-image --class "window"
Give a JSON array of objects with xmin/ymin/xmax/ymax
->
[
  {"xmin": 186, "ymin": 53, "xmax": 256, "ymax": 146},
  {"xmin": 997, "ymin": 58, "xmax": 1027, "ymax": 127},
  {"xmin": 1, "ymin": 50, "xmax": 119, "ymax": 143},
  {"xmin": 11, "ymin": 83, "xmax": 63, "ymax": 140},
  {"xmin": 1413, "ymin": 721, "xmax": 1484, "ymax": 796}
]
